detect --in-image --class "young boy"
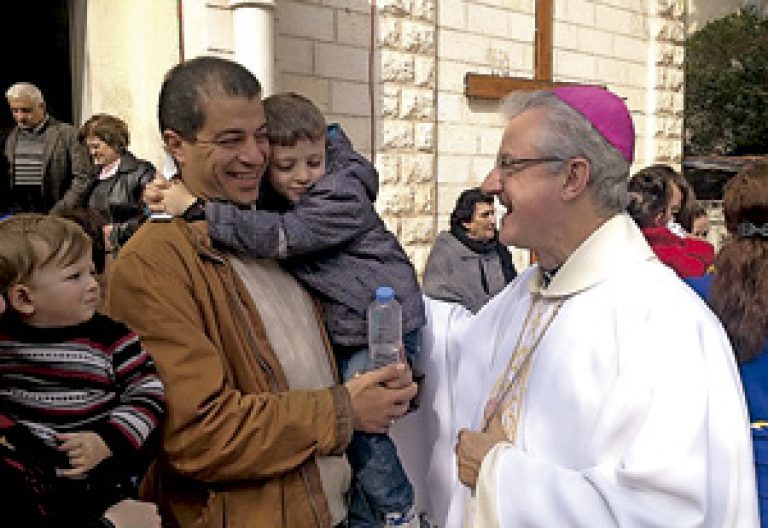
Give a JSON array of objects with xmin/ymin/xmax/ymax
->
[
  {"xmin": 0, "ymin": 214, "xmax": 164, "ymax": 525},
  {"xmin": 161, "ymin": 92, "xmax": 425, "ymax": 526}
]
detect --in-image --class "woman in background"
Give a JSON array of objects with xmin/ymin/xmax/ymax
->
[
  {"xmin": 627, "ymin": 164, "xmax": 714, "ymax": 278},
  {"xmin": 686, "ymin": 163, "xmax": 768, "ymax": 527},
  {"xmin": 77, "ymin": 114, "xmax": 155, "ymax": 251}
]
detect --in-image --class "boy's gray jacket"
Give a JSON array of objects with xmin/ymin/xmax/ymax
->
[{"xmin": 206, "ymin": 128, "xmax": 425, "ymax": 347}]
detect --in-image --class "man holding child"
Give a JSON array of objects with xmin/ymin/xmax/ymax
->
[{"xmin": 107, "ymin": 56, "xmax": 416, "ymax": 527}]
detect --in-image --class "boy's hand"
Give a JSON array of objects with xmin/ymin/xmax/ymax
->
[
  {"xmin": 141, "ymin": 173, "xmax": 170, "ymax": 213},
  {"xmin": 56, "ymin": 431, "xmax": 112, "ymax": 477},
  {"xmin": 162, "ymin": 179, "xmax": 198, "ymax": 216}
]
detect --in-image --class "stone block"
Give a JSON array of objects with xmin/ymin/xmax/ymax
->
[
  {"xmin": 414, "ymin": 56, "xmax": 435, "ymax": 88},
  {"xmin": 438, "ymin": 0, "xmax": 465, "ymax": 29},
  {"xmin": 376, "ymin": 153, "xmax": 401, "ymax": 185},
  {"xmin": 437, "ymin": 124, "xmax": 479, "ymax": 155},
  {"xmin": 401, "ymin": 217, "xmax": 435, "ymax": 244},
  {"xmin": 337, "ymin": 10, "xmax": 372, "ymax": 48},
  {"xmin": 379, "ymin": 18, "xmax": 401, "ymax": 49},
  {"xmin": 404, "ymin": 245, "xmax": 430, "ymax": 276},
  {"xmin": 378, "ymin": 0, "xmax": 410, "ymax": 16},
  {"xmin": 412, "ymin": 0, "xmax": 436, "ymax": 23},
  {"xmin": 402, "ymin": 21, "xmax": 435, "ymax": 54},
  {"xmin": 277, "ymin": 2, "xmax": 334, "ymax": 42},
  {"xmin": 613, "ymin": 34, "xmax": 647, "ymax": 64},
  {"xmin": 382, "ymin": 120, "xmax": 415, "ymax": 149},
  {"xmin": 415, "ymin": 123, "xmax": 435, "ymax": 151},
  {"xmin": 331, "ymin": 81, "xmax": 370, "ymax": 115},
  {"xmin": 438, "ymin": 29, "xmax": 488, "ymax": 64},
  {"xmin": 382, "ymin": 51, "xmax": 415, "ymax": 82},
  {"xmin": 320, "ymin": 0, "xmax": 369, "ymax": 13},
  {"xmin": 315, "ymin": 42, "xmax": 369, "ymax": 81},
  {"xmin": 277, "ymin": 74, "xmax": 330, "ymax": 111},
  {"xmin": 413, "ymin": 184, "xmax": 435, "ymax": 213},
  {"xmin": 436, "ymin": 154, "xmax": 472, "ymax": 183},
  {"xmin": 437, "ymin": 60, "xmax": 469, "ymax": 93},
  {"xmin": 276, "ymin": 36, "xmax": 314, "ymax": 75},
  {"xmin": 595, "ymin": 5, "xmax": 632, "ymax": 36},
  {"xmin": 381, "ymin": 85, "xmax": 401, "ymax": 118},
  {"xmin": 554, "ymin": 0, "xmax": 595, "ymax": 26},
  {"xmin": 402, "ymin": 154, "xmax": 435, "ymax": 183},
  {"xmin": 437, "ymin": 92, "xmax": 463, "ymax": 122},
  {"xmin": 470, "ymin": 156, "xmax": 496, "ymax": 183},
  {"xmin": 554, "ymin": 49, "xmax": 597, "ymax": 81},
  {"xmin": 467, "ymin": 4, "xmax": 508, "ymax": 37},
  {"xmin": 401, "ymin": 88, "xmax": 435, "ymax": 119},
  {"xmin": 378, "ymin": 186, "xmax": 415, "ymax": 215},
  {"xmin": 500, "ymin": 0, "xmax": 534, "ymax": 11},
  {"xmin": 478, "ymin": 127, "xmax": 503, "ymax": 156},
  {"xmin": 507, "ymin": 11, "xmax": 535, "ymax": 43}
]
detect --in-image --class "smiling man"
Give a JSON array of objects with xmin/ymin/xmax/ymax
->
[
  {"xmin": 3, "ymin": 83, "xmax": 91, "ymax": 214},
  {"xmin": 408, "ymin": 87, "xmax": 759, "ymax": 527},
  {"xmin": 105, "ymin": 57, "xmax": 416, "ymax": 528}
]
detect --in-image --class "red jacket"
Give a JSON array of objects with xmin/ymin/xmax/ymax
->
[{"xmin": 642, "ymin": 226, "xmax": 714, "ymax": 278}]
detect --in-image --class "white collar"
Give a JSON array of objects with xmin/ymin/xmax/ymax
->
[{"xmin": 530, "ymin": 213, "xmax": 655, "ymax": 298}]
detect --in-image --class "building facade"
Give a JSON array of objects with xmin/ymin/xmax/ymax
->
[{"xmin": 62, "ymin": 0, "xmax": 691, "ymax": 272}]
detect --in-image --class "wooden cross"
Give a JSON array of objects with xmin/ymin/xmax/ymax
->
[{"xmin": 464, "ymin": 0, "xmax": 579, "ymax": 99}]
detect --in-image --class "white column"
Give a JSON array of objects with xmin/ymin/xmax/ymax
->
[{"xmin": 229, "ymin": 0, "xmax": 276, "ymax": 96}]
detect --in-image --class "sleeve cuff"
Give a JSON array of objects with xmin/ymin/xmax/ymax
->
[{"xmin": 328, "ymin": 385, "xmax": 354, "ymax": 455}]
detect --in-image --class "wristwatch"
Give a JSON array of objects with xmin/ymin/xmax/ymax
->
[{"xmin": 181, "ymin": 197, "xmax": 206, "ymax": 222}]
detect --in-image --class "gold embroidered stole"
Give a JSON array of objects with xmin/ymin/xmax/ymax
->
[
  {"xmin": 463, "ymin": 294, "xmax": 563, "ymax": 528},
  {"xmin": 488, "ymin": 296, "xmax": 563, "ymax": 440}
]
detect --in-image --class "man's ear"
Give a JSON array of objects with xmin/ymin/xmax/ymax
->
[
  {"xmin": 561, "ymin": 157, "xmax": 590, "ymax": 201},
  {"xmin": 162, "ymin": 130, "xmax": 186, "ymax": 167},
  {"xmin": 6, "ymin": 284, "xmax": 35, "ymax": 317}
]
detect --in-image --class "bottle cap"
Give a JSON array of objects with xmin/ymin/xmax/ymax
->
[{"xmin": 375, "ymin": 286, "xmax": 395, "ymax": 302}]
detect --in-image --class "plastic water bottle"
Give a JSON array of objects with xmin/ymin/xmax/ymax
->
[{"xmin": 368, "ymin": 286, "xmax": 404, "ymax": 369}]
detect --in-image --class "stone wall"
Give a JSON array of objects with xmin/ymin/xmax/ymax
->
[{"xmin": 171, "ymin": 0, "xmax": 686, "ymax": 274}]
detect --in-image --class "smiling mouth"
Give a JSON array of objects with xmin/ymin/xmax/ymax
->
[{"xmin": 227, "ymin": 173, "xmax": 261, "ymax": 180}]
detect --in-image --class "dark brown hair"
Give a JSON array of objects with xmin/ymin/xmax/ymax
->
[
  {"xmin": 79, "ymin": 113, "xmax": 130, "ymax": 153},
  {"xmin": 158, "ymin": 56, "xmax": 262, "ymax": 141},
  {"xmin": 709, "ymin": 163, "xmax": 768, "ymax": 363},
  {"xmin": 627, "ymin": 165, "xmax": 673, "ymax": 228},
  {"xmin": 264, "ymin": 92, "xmax": 326, "ymax": 146}
]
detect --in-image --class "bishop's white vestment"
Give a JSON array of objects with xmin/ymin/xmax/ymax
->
[{"xmin": 392, "ymin": 213, "xmax": 758, "ymax": 527}]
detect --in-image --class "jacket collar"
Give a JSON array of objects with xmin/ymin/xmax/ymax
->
[
  {"xmin": 530, "ymin": 213, "xmax": 655, "ymax": 298},
  {"xmin": 173, "ymin": 218, "xmax": 228, "ymax": 265}
]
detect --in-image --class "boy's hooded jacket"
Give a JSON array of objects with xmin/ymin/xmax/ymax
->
[{"xmin": 206, "ymin": 126, "xmax": 425, "ymax": 347}]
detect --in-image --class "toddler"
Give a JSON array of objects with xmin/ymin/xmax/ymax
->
[{"xmin": 0, "ymin": 213, "xmax": 164, "ymax": 525}]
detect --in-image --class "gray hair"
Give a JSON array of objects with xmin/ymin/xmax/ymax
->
[
  {"xmin": 5, "ymin": 82, "xmax": 45, "ymax": 105},
  {"xmin": 500, "ymin": 90, "xmax": 630, "ymax": 216}
]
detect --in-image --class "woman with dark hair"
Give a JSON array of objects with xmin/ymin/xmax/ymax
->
[
  {"xmin": 423, "ymin": 187, "xmax": 516, "ymax": 313},
  {"xmin": 627, "ymin": 165, "xmax": 714, "ymax": 278},
  {"xmin": 686, "ymin": 163, "xmax": 768, "ymax": 526},
  {"xmin": 76, "ymin": 114, "xmax": 155, "ymax": 251}
]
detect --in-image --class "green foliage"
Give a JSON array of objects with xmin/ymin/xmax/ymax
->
[{"xmin": 685, "ymin": 7, "xmax": 768, "ymax": 155}]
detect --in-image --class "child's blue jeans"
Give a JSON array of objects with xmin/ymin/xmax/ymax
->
[{"xmin": 336, "ymin": 329, "xmax": 420, "ymax": 527}]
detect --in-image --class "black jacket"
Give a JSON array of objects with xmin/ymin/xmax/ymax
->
[{"xmin": 79, "ymin": 151, "xmax": 155, "ymax": 247}]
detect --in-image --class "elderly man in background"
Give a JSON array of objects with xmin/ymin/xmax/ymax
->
[
  {"xmin": 397, "ymin": 86, "xmax": 758, "ymax": 527},
  {"xmin": 422, "ymin": 187, "xmax": 516, "ymax": 314},
  {"xmin": 3, "ymin": 82, "xmax": 91, "ymax": 214}
]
